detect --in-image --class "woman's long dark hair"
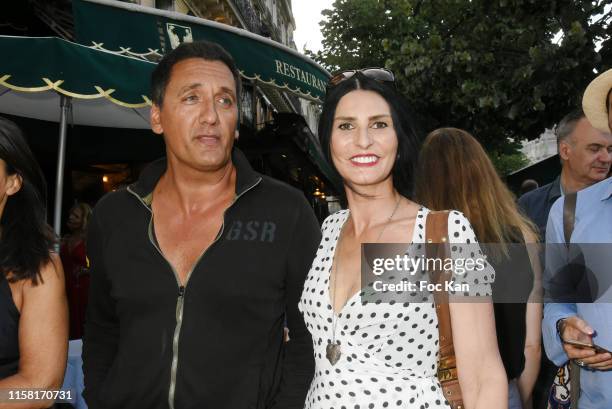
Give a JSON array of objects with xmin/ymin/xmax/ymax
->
[
  {"xmin": 318, "ymin": 73, "xmax": 422, "ymax": 199},
  {"xmin": 0, "ymin": 117, "xmax": 55, "ymax": 284}
]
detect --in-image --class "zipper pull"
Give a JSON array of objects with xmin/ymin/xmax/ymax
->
[{"xmin": 178, "ymin": 286, "xmax": 185, "ymax": 297}]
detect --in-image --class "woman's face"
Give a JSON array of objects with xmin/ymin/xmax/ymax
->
[
  {"xmin": 67, "ymin": 207, "xmax": 84, "ymax": 232},
  {"xmin": 330, "ymin": 90, "xmax": 398, "ymax": 189}
]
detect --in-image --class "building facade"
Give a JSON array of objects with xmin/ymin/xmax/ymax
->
[
  {"xmin": 133, "ymin": 0, "xmax": 295, "ymax": 48},
  {"xmin": 520, "ymin": 128, "xmax": 557, "ymax": 166}
]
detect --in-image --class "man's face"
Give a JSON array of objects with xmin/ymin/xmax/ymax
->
[
  {"xmin": 151, "ymin": 58, "xmax": 238, "ymax": 172},
  {"xmin": 560, "ymin": 117, "xmax": 612, "ymax": 184}
]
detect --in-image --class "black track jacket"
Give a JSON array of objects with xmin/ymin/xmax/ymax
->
[{"xmin": 83, "ymin": 149, "xmax": 319, "ymax": 409}]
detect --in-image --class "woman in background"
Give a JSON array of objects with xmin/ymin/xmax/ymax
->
[
  {"xmin": 0, "ymin": 117, "xmax": 68, "ymax": 408},
  {"xmin": 416, "ymin": 127, "xmax": 542, "ymax": 409},
  {"xmin": 61, "ymin": 201, "xmax": 92, "ymax": 340}
]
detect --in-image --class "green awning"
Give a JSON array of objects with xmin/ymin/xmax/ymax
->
[
  {"xmin": 72, "ymin": 0, "xmax": 330, "ymax": 102},
  {"xmin": 0, "ymin": 35, "xmax": 338, "ymax": 187},
  {"xmin": 0, "ymin": 35, "xmax": 154, "ymax": 128}
]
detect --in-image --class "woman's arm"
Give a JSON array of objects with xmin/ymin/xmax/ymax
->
[
  {"xmin": 444, "ymin": 211, "xmax": 507, "ymax": 408},
  {"xmin": 0, "ymin": 254, "xmax": 69, "ymax": 409},
  {"xmin": 517, "ymin": 230, "xmax": 543, "ymax": 409},
  {"xmin": 518, "ymin": 303, "xmax": 542, "ymax": 409},
  {"xmin": 450, "ymin": 301, "xmax": 508, "ymax": 409}
]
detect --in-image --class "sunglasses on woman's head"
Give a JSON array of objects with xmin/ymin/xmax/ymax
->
[{"xmin": 327, "ymin": 68, "xmax": 395, "ymax": 89}]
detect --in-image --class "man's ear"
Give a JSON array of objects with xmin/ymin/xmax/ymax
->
[
  {"xmin": 6, "ymin": 174, "xmax": 22, "ymax": 196},
  {"xmin": 151, "ymin": 104, "xmax": 163, "ymax": 135},
  {"xmin": 559, "ymin": 140, "xmax": 571, "ymax": 161},
  {"xmin": 235, "ymin": 129, "xmax": 239, "ymax": 140}
]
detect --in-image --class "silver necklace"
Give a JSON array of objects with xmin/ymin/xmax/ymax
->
[{"xmin": 326, "ymin": 196, "xmax": 402, "ymax": 365}]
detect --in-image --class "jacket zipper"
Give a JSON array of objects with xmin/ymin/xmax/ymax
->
[{"xmin": 127, "ymin": 177, "xmax": 262, "ymax": 409}]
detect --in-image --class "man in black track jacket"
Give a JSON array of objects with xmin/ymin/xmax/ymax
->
[{"xmin": 82, "ymin": 41, "xmax": 320, "ymax": 409}]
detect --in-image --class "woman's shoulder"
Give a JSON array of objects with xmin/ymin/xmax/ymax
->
[
  {"xmin": 321, "ymin": 209, "xmax": 349, "ymax": 232},
  {"xmin": 24, "ymin": 253, "xmax": 64, "ymax": 290},
  {"xmin": 419, "ymin": 208, "xmax": 478, "ymax": 243},
  {"xmin": 418, "ymin": 207, "xmax": 468, "ymax": 223},
  {"xmin": 7, "ymin": 253, "xmax": 64, "ymax": 313}
]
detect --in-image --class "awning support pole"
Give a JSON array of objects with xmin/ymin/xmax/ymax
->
[{"xmin": 53, "ymin": 95, "xmax": 71, "ymax": 241}]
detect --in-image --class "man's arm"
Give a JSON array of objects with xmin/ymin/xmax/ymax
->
[
  {"xmin": 542, "ymin": 303, "xmax": 576, "ymax": 366},
  {"xmin": 270, "ymin": 197, "xmax": 319, "ymax": 409},
  {"xmin": 542, "ymin": 198, "xmax": 576, "ymax": 366},
  {"xmin": 82, "ymin": 208, "xmax": 119, "ymax": 409}
]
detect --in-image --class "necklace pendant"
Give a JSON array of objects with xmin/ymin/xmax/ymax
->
[{"xmin": 326, "ymin": 341, "xmax": 342, "ymax": 365}]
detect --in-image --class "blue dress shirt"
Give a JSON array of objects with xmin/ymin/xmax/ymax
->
[{"xmin": 543, "ymin": 177, "xmax": 612, "ymax": 409}]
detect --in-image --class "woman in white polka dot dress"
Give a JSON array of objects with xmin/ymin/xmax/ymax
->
[{"xmin": 299, "ymin": 69, "xmax": 508, "ymax": 409}]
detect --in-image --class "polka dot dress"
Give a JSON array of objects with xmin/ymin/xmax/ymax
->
[{"xmin": 299, "ymin": 207, "xmax": 494, "ymax": 409}]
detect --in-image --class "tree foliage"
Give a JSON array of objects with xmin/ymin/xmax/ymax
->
[{"xmin": 310, "ymin": 0, "xmax": 612, "ymax": 173}]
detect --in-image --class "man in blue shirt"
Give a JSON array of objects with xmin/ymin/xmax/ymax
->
[
  {"xmin": 543, "ymin": 69, "xmax": 612, "ymax": 408},
  {"xmin": 518, "ymin": 108, "xmax": 612, "ymax": 408},
  {"xmin": 543, "ymin": 177, "xmax": 612, "ymax": 408}
]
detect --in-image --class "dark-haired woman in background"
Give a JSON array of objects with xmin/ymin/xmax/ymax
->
[
  {"xmin": 300, "ymin": 71, "xmax": 507, "ymax": 408},
  {"xmin": 416, "ymin": 128, "xmax": 542, "ymax": 409},
  {"xmin": 0, "ymin": 117, "xmax": 68, "ymax": 408}
]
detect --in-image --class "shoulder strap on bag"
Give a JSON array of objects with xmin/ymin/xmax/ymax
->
[
  {"xmin": 563, "ymin": 192, "xmax": 577, "ymax": 247},
  {"xmin": 425, "ymin": 211, "xmax": 456, "ymax": 371},
  {"xmin": 562, "ymin": 191, "xmax": 581, "ymax": 409}
]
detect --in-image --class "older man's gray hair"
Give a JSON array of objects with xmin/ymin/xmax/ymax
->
[{"xmin": 555, "ymin": 108, "xmax": 586, "ymax": 147}]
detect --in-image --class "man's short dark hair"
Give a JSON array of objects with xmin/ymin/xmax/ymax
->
[
  {"xmin": 151, "ymin": 41, "xmax": 242, "ymax": 107},
  {"xmin": 555, "ymin": 108, "xmax": 585, "ymax": 146},
  {"xmin": 520, "ymin": 179, "xmax": 539, "ymax": 195}
]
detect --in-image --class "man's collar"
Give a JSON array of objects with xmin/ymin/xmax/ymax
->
[
  {"xmin": 232, "ymin": 148, "xmax": 262, "ymax": 195},
  {"xmin": 548, "ymin": 176, "xmax": 562, "ymax": 203},
  {"xmin": 128, "ymin": 147, "xmax": 261, "ymax": 204}
]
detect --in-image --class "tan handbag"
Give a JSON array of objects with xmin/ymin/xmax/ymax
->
[{"xmin": 426, "ymin": 210, "xmax": 464, "ymax": 409}]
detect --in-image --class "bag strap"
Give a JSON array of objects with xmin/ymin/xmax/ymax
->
[
  {"xmin": 425, "ymin": 210, "xmax": 456, "ymax": 370},
  {"xmin": 562, "ymin": 192, "xmax": 581, "ymax": 409},
  {"xmin": 570, "ymin": 360, "xmax": 581, "ymax": 409},
  {"xmin": 563, "ymin": 192, "xmax": 577, "ymax": 247}
]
